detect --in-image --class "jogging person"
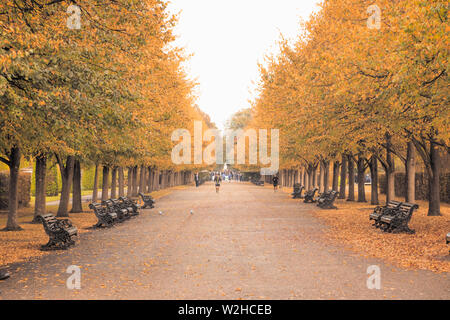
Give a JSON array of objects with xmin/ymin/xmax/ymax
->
[{"xmin": 272, "ymin": 175, "xmax": 279, "ymax": 192}]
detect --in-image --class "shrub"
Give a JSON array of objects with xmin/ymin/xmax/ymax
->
[{"xmin": 0, "ymin": 171, "xmax": 31, "ymax": 209}]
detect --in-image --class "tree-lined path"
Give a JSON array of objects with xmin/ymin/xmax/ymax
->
[{"xmin": 0, "ymin": 182, "xmax": 448, "ymax": 300}]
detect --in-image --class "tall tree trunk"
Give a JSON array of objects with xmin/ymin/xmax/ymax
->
[
  {"xmin": 118, "ymin": 167, "xmax": 125, "ymax": 197},
  {"xmin": 132, "ymin": 166, "xmax": 138, "ymax": 196},
  {"xmin": 369, "ymin": 155, "xmax": 379, "ymax": 205},
  {"xmin": 332, "ymin": 161, "xmax": 340, "ymax": 192},
  {"xmin": 303, "ymin": 168, "xmax": 308, "ymax": 189},
  {"xmin": 101, "ymin": 166, "xmax": 110, "ymax": 202},
  {"xmin": 347, "ymin": 155, "xmax": 355, "ymax": 202},
  {"xmin": 339, "ymin": 155, "xmax": 347, "ymax": 199},
  {"xmin": 111, "ymin": 167, "xmax": 117, "ymax": 199},
  {"xmin": 57, "ymin": 155, "xmax": 75, "ymax": 217},
  {"xmin": 147, "ymin": 167, "xmax": 152, "ymax": 192},
  {"xmin": 323, "ymin": 160, "xmax": 330, "ymax": 192},
  {"xmin": 312, "ymin": 166, "xmax": 317, "ymax": 188},
  {"xmin": 71, "ymin": 159, "xmax": 83, "ymax": 213},
  {"xmin": 357, "ymin": 154, "xmax": 366, "ymax": 203},
  {"xmin": 139, "ymin": 165, "xmax": 146, "ymax": 194},
  {"xmin": 154, "ymin": 169, "xmax": 160, "ymax": 191},
  {"xmin": 428, "ymin": 141, "xmax": 441, "ymax": 216},
  {"xmin": 406, "ymin": 141, "xmax": 416, "ymax": 203},
  {"xmin": 127, "ymin": 167, "xmax": 133, "ymax": 198},
  {"xmin": 92, "ymin": 164, "xmax": 99, "ymax": 203},
  {"xmin": 382, "ymin": 133, "xmax": 396, "ymax": 203},
  {"xmin": 3, "ymin": 147, "xmax": 22, "ymax": 230},
  {"xmin": 307, "ymin": 166, "xmax": 313, "ymax": 190},
  {"xmin": 127, "ymin": 167, "xmax": 133, "ymax": 197},
  {"xmin": 319, "ymin": 163, "xmax": 324, "ymax": 193},
  {"xmin": 33, "ymin": 154, "xmax": 47, "ymax": 223}
]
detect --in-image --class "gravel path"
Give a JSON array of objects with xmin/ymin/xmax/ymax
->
[{"xmin": 0, "ymin": 182, "xmax": 448, "ymax": 299}]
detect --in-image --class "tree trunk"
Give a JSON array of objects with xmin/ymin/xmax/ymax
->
[
  {"xmin": 71, "ymin": 159, "xmax": 83, "ymax": 213},
  {"xmin": 307, "ymin": 166, "xmax": 313, "ymax": 190},
  {"xmin": 347, "ymin": 155, "xmax": 355, "ymax": 202},
  {"xmin": 111, "ymin": 167, "xmax": 117, "ymax": 199},
  {"xmin": 57, "ymin": 155, "xmax": 75, "ymax": 217},
  {"xmin": 384, "ymin": 134, "xmax": 396, "ymax": 203},
  {"xmin": 312, "ymin": 166, "xmax": 317, "ymax": 188},
  {"xmin": 118, "ymin": 167, "xmax": 125, "ymax": 197},
  {"xmin": 406, "ymin": 141, "xmax": 416, "ymax": 203},
  {"xmin": 323, "ymin": 161, "xmax": 330, "ymax": 192},
  {"xmin": 339, "ymin": 155, "xmax": 347, "ymax": 199},
  {"xmin": 92, "ymin": 164, "xmax": 99, "ymax": 203},
  {"xmin": 33, "ymin": 154, "xmax": 47, "ymax": 223},
  {"xmin": 4, "ymin": 147, "xmax": 22, "ymax": 231},
  {"xmin": 138, "ymin": 165, "xmax": 146, "ymax": 194},
  {"xmin": 303, "ymin": 169, "xmax": 308, "ymax": 189},
  {"xmin": 155, "ymin": 170, "xmax": 160, "ymax": 191},
  {"xmin": 132, "ymin": 166, "xmax": 138, "ymax": 196},
  {"xmin": 319, "ymin": 164, "xmax": 324, "ymax": 193},
  {"xmin": 369, "ymin": 155, "xmax": 379, "ymax": 205},
  {"xmin": 147, "ymin": 167, "xmax": 152, "ymax": 192},
  {"xmin": 162, "ymin": 171, "xmax": 167, "ymax": 189},
  {"xmin": 127, "ymin": 167, "xmax": 133, "ymax": 197},
  {"xmin": 332, "ymin": 161, "xmax": 340, "ymax": 192},
  {"xmin": 101, "ymin": 166, "xmax": 110, "ymax": 202},
  {"xmin": 357, "ymin": 154, "xmax": 366, "ymax": 202},
  {"xmin": 428, "ymin": 141, "xmax": 441, "ymax": 216}
]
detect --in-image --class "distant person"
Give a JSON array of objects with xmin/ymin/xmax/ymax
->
[
  {"xmin": 194, "ymin": 173, "xmax": 199, "ymax": 187},
  {"xmin": 272, "ymin": 175, "xmax": 279, "ymax": 192},
  {"xmin": 214, "ymin": 174, "xmax": 222, "ymax": 193}
]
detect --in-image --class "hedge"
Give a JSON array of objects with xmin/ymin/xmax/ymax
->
[
  {"xmin": 0, "ymin": 171, "xmax": 31, "ymax": 209},
  {"xmin": 379, "ymin": 172, "xmax": 450, "ymax": 203}
]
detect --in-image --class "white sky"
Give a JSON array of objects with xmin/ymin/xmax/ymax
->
[{"xmin": 168, "ymin": 0, "xmax": 321, "ymax": 130}]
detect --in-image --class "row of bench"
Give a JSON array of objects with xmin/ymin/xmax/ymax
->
[
  {"xmin": 291, "ymin": 184, "xmax": 340, "ymax": 210},
  {"xmin": 370, "ymin": 200, "xmax": 418, "ymax": 234},
  {"xmin": 89, "ymin": 197, "xmax": 141, "ymax": 228},
  {"xmin": 251, "ymin": 179, "xmax": 265, "ymax": 186},
  {"xmin": 36, "ymin": 193, "xmax": 155, "ymax": 251},
  {"xmin": 290, "ymin": 185, "xmax": 450, "ymax": 241}
]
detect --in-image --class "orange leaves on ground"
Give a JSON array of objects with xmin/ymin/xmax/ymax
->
[
  {"xmin": 0, "ymin": 205, "xmax": 96, "ymax": 266},
  {"xmin": 311, "ymin": 198, "xmax": 450, "ymax": 273}
]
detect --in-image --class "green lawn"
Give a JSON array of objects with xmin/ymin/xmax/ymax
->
[{"xmin": 30, "ymin": 190, "xmax": 93, "ymax": 204}]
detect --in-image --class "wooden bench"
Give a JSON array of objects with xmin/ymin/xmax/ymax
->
[
  {"xmin": 304, "ymin": 188, "xmax": 319, "ymax": 203},
  {"xmin": 102, "ymin": 199, "xmax": 130, "ymax": 222},
  {"xmin": 317, "ymin": 190, "xmax": 339, "ymax": 209},
  {"xmin": 370, "ymin": 200, "xmax": 403, "ymax": 229},
  {"xmin": 251, "ymin": 179, "xmax": 264, "ymax": 186},
  {"xmin": 37, "ymin": 214, "xmax": 78, "ymax": 251},
  {"xmin": 446, "ymin": 233, "xmax": 450, "ymax": 253},
  {"xmin": 89, "ymin": 203, "xmax": 118, "ymax": 228},
  {"xmin": 0, "ymin": 269, "xmax": 10, "ymax": 281},
  {"xmin": 139, "ymin": 193, "xmax": 155, "ymax": 209},
  {"xmin": 119, "ymin": 197, "xmax": 140, "ymax": 216},
  {"xmin": 291, "ymin": 184, "xmax": 304, "ymax": 199},
  {"xmin": 379, "ymin": 202, "xmax": 419, "ymax": 234},
  {"xmin": 111, "ymin": 199, "xmax": 133, "ymax": 219}
]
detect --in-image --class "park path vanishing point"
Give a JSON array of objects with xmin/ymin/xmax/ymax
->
[{"xmin": 0, "ymin": 182, "xmax": 448, "ymax": 300}]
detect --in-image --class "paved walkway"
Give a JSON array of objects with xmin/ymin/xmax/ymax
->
[{"xmin": 0, "ymin": 182, "xmax": 448, "ymax": 299}]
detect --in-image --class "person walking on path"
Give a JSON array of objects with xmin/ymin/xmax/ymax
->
[
  {"xmin": 272, "ymin": 175, "xmax": 279, "ymax": 192},
  {"xmin": 214, "ymin": 174, "xmax": 222, "ymax": 194},
  {"xmin": 194, "ymin": 172, "xmax": 200, "ymax": 187}
]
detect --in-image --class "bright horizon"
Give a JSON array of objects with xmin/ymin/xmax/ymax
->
[{"xmin": 168, "ymin": 0, "xmax": 321, "ymax": 130}]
